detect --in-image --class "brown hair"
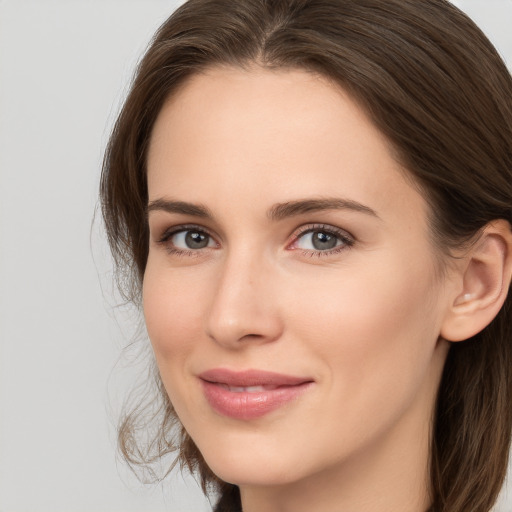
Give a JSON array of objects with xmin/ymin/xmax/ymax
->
[{"xmin": 100, "ymin": 1, "xmax": 512, "ymax": 510}]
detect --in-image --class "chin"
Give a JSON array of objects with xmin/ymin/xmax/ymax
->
[
  {"xmin": 208, "ymin": 458, "xmax": 302, "ymax": 488},
  {"xmin": 192, "ymin": 431, "xmax": 315, "ymax": 488}
]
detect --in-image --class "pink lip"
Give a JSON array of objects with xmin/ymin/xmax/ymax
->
[{"xmin": 198, "ymin": 369, "xmax": 314, "ymax": 420}]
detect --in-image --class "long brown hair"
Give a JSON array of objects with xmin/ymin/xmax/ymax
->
[{"xmin": 100, "ymin": 1, "xmax": 512, "ymax": 510}]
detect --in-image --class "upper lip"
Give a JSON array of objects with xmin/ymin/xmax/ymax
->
[{"xmin": 198, "ymin": 368, "xmax": 313, "ymax": 387}]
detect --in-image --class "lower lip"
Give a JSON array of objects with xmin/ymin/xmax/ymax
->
[{"xmin": 201, "ymin": 380, "xmax": 313, "ymax": 420}]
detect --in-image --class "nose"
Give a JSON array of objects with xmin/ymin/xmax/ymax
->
[{"xmin": 204, "ymin": 250, "xmax": 284, "ymax": 349}]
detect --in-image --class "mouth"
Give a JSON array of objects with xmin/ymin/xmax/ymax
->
[
  {"xmin": 217, "ymin": 384, "xmax": 279, "ymax": 393},
  {"xmin": 198, "ymin": 368, "xmax": 314, "ymax": 420}
]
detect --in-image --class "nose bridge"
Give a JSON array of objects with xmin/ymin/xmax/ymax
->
[{"xmin": 205, "ymin": 244, "xmax": 282, "ymax": 347}]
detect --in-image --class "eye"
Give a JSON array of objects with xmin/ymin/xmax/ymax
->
[
  {"xmin": 171, "ymin": 229, "xmax": 214, "ymax": 249},
  {"xmin": 157, "ymin": 225, "xmax": 217, "ymax": 254},
  {"xmin": 297, "ymin": 230, "xmax": 340, "ymax": 251},
  {"xmin": 290, "ymin": 224, "xmax": 354, "ymax": 255}
]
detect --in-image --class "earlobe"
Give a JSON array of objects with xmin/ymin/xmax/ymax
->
[{"xmin": 441, "ymin": 220, "xmax": 512, "ymax": 342}]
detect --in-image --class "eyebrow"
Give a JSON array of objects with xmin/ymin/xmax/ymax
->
[
  {"xmin": 147, "ymin": 197, "xmax": 379, "ymax": 221},
  {"xmin": 147, "ymin": 199, "xmax": 213, "ymax": 218},
  {"xmin": 267, "ymin": 198, "xmax": 380, "ymax": 221}
]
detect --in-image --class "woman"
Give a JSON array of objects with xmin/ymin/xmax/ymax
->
[{"xmin": 100, "ymin": 0, "xmax": 512, "ymax": 511}]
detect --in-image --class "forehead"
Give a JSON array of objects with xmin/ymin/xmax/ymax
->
[
  {"xmin": 147, "ymin": 65, "xmax": 427, "ymax": 227},
  {"xmin": 148, "ymin": 66, "xmax": 385, "ymax": 167}
]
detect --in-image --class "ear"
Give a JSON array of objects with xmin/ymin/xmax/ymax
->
[{"xmin": 441, "ymin": 220, "xmax": 512, "ymax": 342}]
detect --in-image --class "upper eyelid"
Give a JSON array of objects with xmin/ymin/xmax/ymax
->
[
  {"xmin": 156, "ymin": 223, "xmax": 216, "ymax": 243},
  {"xmin": 292, "ymin": 223, "xmax": 354, "ymax": 240}
]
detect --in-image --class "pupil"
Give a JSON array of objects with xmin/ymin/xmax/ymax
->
[
  {"xmin": 185, "ymin": 231, "xmax": 209, "ymax": 249},
  {"xmin": 312, "ymin": 231, "xmax": 337, "ymax": 250}
]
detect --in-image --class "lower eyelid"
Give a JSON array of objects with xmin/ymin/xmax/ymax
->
[{"xmin": 164, "ymin": 247, "xmax": 205, "ymax": 257}]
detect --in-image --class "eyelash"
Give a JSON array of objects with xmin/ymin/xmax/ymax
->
[
  {"xmin": 291, "ymin": 224, "xmax": 355, "ymax": 257},
  {"xmin": 157, "ymin": 224, "xmax": 216, "ymax": 257},
  {"xmin": 156, "ymin": 223, "xmax": 355, "ymax": 258}
]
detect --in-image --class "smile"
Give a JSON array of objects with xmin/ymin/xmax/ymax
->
[
  {"xmin": 198, "ymin": 369, "xmax": 314, "ymax": 420},
  {"xmin": 220, "ymin": 385, "xmax": 274, "ymax": 393}
]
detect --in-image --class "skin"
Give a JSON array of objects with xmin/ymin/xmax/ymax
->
[{"xmin": 143, "ymin": 66, "xmax": 458, "ymax": 512}]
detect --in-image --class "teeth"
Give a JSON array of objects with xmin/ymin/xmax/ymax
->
[
  {"xmin": 216, "ymin": 383, "xmax": 281, "ymax": 392},
  {"xmin": 228, "ymin": 385, "xmax": 266, "ymax": 393}
]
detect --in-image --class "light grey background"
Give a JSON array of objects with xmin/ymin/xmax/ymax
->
[{"xmin": 0, "ymin": 1, "xmax": 511, "ymax": 511}]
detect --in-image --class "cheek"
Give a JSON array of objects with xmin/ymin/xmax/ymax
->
[
  {"xmin": 142, "ymin": 261, "xmax": 212, "ymax": 419},
  {"xmin": 277, "ymin": 256, "xmax": 444, "ymax": 460},
  {"xmin": 284, "ymin": 252, "xmax": 442, "ymax": 396},
  {"xmin": 142, "ymin": 261, "xmax": 206, "ymax": 362}
]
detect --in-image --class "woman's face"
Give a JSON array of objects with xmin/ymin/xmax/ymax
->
[{"xmin": 144, "ymin": 66, "xmax": 453, "ymax": 491}]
